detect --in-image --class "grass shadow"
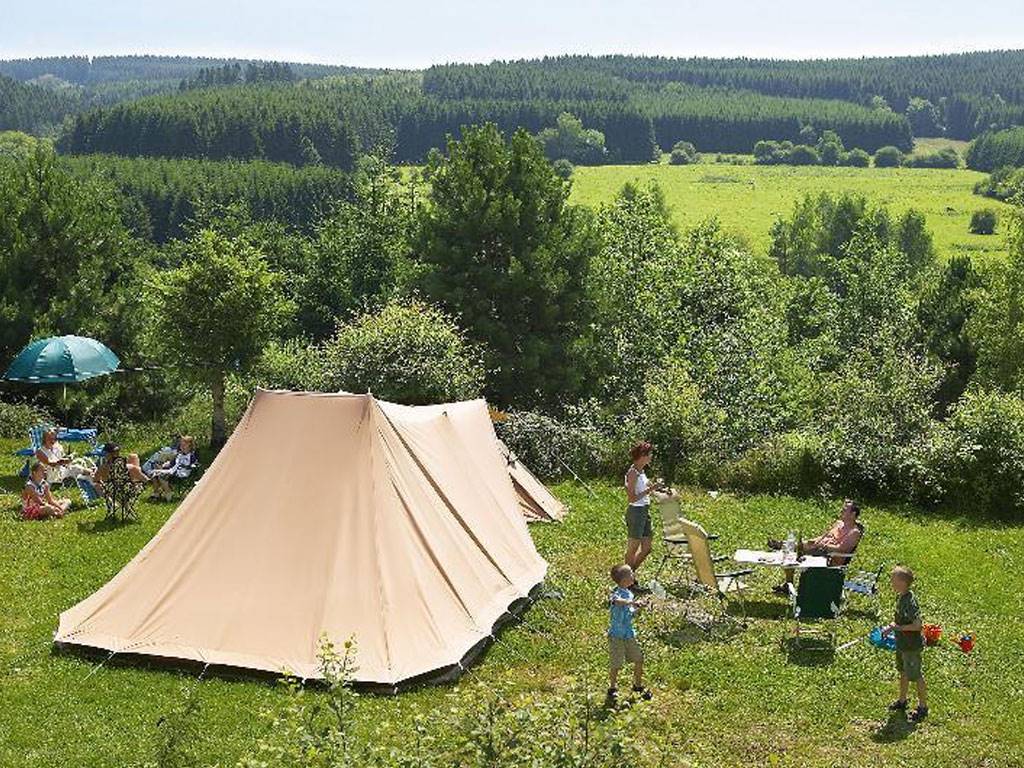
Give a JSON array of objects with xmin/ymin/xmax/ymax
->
[
  {"xmin": 735, "ymin": 599, "xmax": 788, "ymax": 621},
  {"xmin": 782, "ymin": 636, "xmax": 836, "ymax": 667},
  {"xmin": 871, "ymin": 710, "xmax": 917, "ymax": 743},
  {"xmin": 76, "ymin": 516, "xmax": 137, "ymax": 534}
]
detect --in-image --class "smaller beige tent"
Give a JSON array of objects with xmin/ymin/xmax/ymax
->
[
  {"xmin": 55, "ymin": 391, "xmax": 547, "ymax": 685},
  {"xmin": 497, "ymin": 440, "xmax": 568, "ymax": 522}
]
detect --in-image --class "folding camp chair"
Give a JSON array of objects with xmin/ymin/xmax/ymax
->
[
  {"xmin": 787, "ymin": 567, "xmax": 845, "ymax": 648},
  {"xmin": 103, "ymin": 457, "xmax": 147, "ymax": 523},
  {"xmin": 677, "ymin": 518, "xmax": 752, "ymax": 630}
]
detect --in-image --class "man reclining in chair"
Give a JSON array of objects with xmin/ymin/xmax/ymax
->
[{"xmin": 770, "ymin": 499, "xmax": 863, "ymax": 595}]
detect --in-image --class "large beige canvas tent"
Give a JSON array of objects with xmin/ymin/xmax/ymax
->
[
  {"xmin": 55, "ymin": 390, "xmax": 547, "ymax": 685},
  {"xmin": 497, "ymin": 440, "xmax": 568, "ymax": 522}
]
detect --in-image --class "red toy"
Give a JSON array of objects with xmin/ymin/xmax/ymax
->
[
  {"xmin": 923, "ymin": 623, "xmax": 943, "ymax": 646},
  {"xmin": 955, "ymin": 632, "xmax": 976, "ymax": 654}
]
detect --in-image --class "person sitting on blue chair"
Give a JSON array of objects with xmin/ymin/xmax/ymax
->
[{"xmin": 146, "ymin": 435, "xmax": 198, "ymax": 501}]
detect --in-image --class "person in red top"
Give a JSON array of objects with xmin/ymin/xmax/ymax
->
[{"xmin": 771, "ymin": 499, "xmax": 864, "ymax": 594}]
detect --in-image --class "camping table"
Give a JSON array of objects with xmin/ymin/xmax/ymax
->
[{"xmin": 733, "ymin": 549, "xmax": 829, "ymax": 570}]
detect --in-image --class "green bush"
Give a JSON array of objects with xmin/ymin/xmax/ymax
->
[
  {"xmin": 969, "ymin": 208, "xmax": 998, "ymax": 234},
  {"xmin": 785, "ymin": 144, "xmax": 821, "ymax": 165},
  {"xmin": 904, "ymin": 147, "xmax": 960, "ymax": 168},
  {"xmin": 839, "ymin": 148, "xmax": 871, "ymax": 167},
  {"xmin": 552, "ymin": 158, "xmax": 574, "ymax": 179},
  {"xmin": 496, "ymin": 405, "xmax": 619, "ymax": 480},
  {"xmin": 0, "ymin": 399, "xmax": 51, "ymax": 438},
  {"xmin": 668, "ymin": 140, "xmax": 698, "ymax": 165},
  {"xmin": 974, "ymin": 165, "xmax": 1024, "ymax": 201},
  {"xmin": 873, "ymin": 145, "xmax": 904, "ymax": 167},
  {"xmin": 318, "ymin": 299, "xmax": 486, "ymax": 405},
  {"xmin": 718, "ymin": 431, "xmax": 826, "ymax": 496},
  {"xmin": 925, "ymin": 390, "xmax": 1024, "ymax": 517}
]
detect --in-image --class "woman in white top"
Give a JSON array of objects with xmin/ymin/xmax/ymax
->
[
  {"xmin": 35, "ymin": 429, "xmax": 95, "ymax": 485},
  {"xmin": 623, "ymin": 441, "xmax": 659, "ymax": 581}
]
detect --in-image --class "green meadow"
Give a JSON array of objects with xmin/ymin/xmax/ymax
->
[
  {"xmin": 2, "ymin": 438, "xmax": 1021, "ymax": 767},
  {"xmin": 570, "ymin": 163, "xmax": 1012, "ymax": 261}
]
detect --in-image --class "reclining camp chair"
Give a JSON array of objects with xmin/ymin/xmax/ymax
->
[
  {"xmin": 787, "ymin": 566, "xmax": 845, "ymax": 648},
  {"xmin": 677, "ymin": 518, "xmax": 751, "ymax": 630},
  {"xmin": 653, "ymin": 493, "xmax": 723, "ymax": 583}
]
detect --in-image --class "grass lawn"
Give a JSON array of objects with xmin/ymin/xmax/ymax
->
[
  {"xmin": 570, "ymin": 164, "xmax": 1012, "ymax": 263},
  {"xmin": 1, "ymin": 438, "xmax": 1022, "ymax": 766}
]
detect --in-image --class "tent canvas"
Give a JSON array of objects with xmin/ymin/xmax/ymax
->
[
  {"xmin": 497, "ymin": 440, "xmax": 568, "ymax": 522},
  {"xmin": 55, "ymin": 390, "xmax": 547, "ymax": 685}
]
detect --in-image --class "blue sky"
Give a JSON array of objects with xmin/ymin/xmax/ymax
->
[{"xmin": 3, "ymin": 0, "xmax": 1023, "ymax": 68}]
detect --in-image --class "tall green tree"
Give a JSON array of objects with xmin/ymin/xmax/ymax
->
[
  {"xmin": 295, "ymin": 156, "xmax": 415, "ymax": 339},
  {"xmin": 147, "ymin": 228, "xmax": 289, "ymax": 447},
  {"xmin": 416, "ymin": 123, "xmax": 597, "ymax": 408}
]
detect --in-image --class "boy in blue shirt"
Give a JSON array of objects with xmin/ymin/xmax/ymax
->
[{"xmin": 607, "ymin": 563, "xmax": 652, "ymax": 706}]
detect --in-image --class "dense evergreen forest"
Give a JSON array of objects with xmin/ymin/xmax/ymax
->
[
  {"xmin": 61, "ymin": 154, "xmax": 352, "ymax": 242},
  {"xmin": 5, "ymin": 51, "xmax": 1024, "ymax": 161},
  {"xmin": 0, "ymin": 74, "xmax": 80, "ymax": 134}
]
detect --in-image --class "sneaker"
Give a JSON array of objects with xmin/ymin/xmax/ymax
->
[
  {"xmin": 772, "ymin": 584, "xmax": 791, "ymax": 596},
  {"xmin": 605, "ymin": 688, "xmax": 619, "ymax": 707},
  {"xmin": 909, "ymin": 705, "xmax": 929, "ymax": 722},
  {"xmin": 631, "ymin": 583, "xmax": 651, "ymax": 596},
  {"xmin": 888, "ymin": 699, "xmax": 908, "ymax": 712},
  {"xmin": 632, "ymin": 685, "xmax": 653, "ymax": 701}
]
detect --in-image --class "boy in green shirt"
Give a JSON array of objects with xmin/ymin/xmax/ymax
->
[{"xmin": 884, "ymin": 565, "xmax": 928, "ymax": 722}]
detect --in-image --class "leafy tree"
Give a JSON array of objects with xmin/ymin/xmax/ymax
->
[
  {"xmin": 0, "ymin": 146, "xmax": 137, "ymax": 363},
  {"xmin": 318, "ymin": 299, "xmax": 485, "ymax": 404},
  {"xmin": 874, "ymin": 145, "xmax": 904, "ymax": 167},
  {"xmin": 416, "ymin": 124, "xmax": 597, "ymax": 408},
  {"xmin": 537, "ymin": 112, "xmax": 607, "ymax": 165},
  {"xmin": 916, "ymin": 255, "xmax": 982, "ymax": 412},
  {"xmin": 581, "ymin": 181, "xmax": 683, "ymax": 406},
  {"xmin": 294, "ymin": 155, "xmax": 415, "ymax": 339},
  {"xmin": 817, "ymin": 130, "xmax": 844, "ymax": 165},
  {"xmin": 905, "ymin": 97, "xmax": 943, "ymax": 136},
  {"xmin": 786, "ymin": 144, "xmax": 821, "ymax": 165},
  {"xmin": 147, "ymin": 228, "xmax": 290, "ymax": 447},
  {"xmin": 970, "ymin": 210, "xmax": 1024, "ymax": 392}
]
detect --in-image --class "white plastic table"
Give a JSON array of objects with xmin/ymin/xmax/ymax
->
[{"xmin": 733, "ymin": 549, "xmax": 829, "ymax": 570}]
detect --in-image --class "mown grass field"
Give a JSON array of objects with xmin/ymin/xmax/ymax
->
[
  {"xmin": 1, "ymin": 435, "xmax": 1021, "ymax": 767},
  {"xmin": 570, "ymin": 163, "xmax": 1011, "ymax": 262}
]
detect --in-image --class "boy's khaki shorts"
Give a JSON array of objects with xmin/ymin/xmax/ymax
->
[
  {"xmin": 609, "ymin": 636, "xmax": 643, "ymax": 669},
  {"xmin": 896, "ymin": 649, "xmax": 923, "ymax": 681}
]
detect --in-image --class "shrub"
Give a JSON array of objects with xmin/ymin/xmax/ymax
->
[
  {"xmin": 785, "ymin": 144, "xmax": 821, "ymax": 165},
  {"xmin": 839, "ymin": 148, "xmax": 871, "ymax": 167},
  {"xmin": 753, "ymin": 140, "xmax": 789, "ymax": 165},
  {"xmin": 668, "ymin": 140, "xmax": 698, "ymax": 165},
  {"xmin": 0, "ymin": 399, "xmax": 51, "ymax": 438},
  {"xmin": 925, "ymin": 390, "xmax": 1024, "ymax": 517},
  {"xmin": 552, "ymin": 158, "xmax": 574, "ymax": 179},
  {"xmin": 969, "ymin": 208, "xmax": 998, "ymax": 234},
  {"xmin": 974, "ymin": 165, "xmax": 1024, "ymax": 201},
  {"xmin": 905, "ymin": 97, "xmax": 943, "ymax": 137},
  {"xmin": 904, "ymin": 147, "xmax": 960, "ymax": 169},
  {"xmin": 317, "ymin": 299, "xmax": 485, "ymax": 405},
  {"xmin": 496, "ymin": 404, "xmax": 619, "ymax": 480},
  {"xmin": 873, "ymin": 146, "xmax": 904, "ymax": 167},
  {"xmin": 718, "ymin": 431, "xmax": 826, "ymax": 496}
]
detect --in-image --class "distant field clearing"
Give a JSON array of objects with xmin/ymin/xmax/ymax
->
[{"xmin": 570, "ymin": 164, "xmax": 1011, "ymax": 262}]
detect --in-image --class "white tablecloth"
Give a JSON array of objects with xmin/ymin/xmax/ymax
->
[{"xmin": 733, "ymin": 549, "xmax": 829, "ymax": 569}]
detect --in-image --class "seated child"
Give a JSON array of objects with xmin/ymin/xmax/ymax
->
[
  {"xmin": 22, "ymin": 462, "xmax": 72, "ymax": 520},
  {"xmin": 884, "ymin": 565, "xmax": 928, "ymax": 722},
  {"xmin": 606, "ymin": 563, "xmax": 652, "ymax": 706}
]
